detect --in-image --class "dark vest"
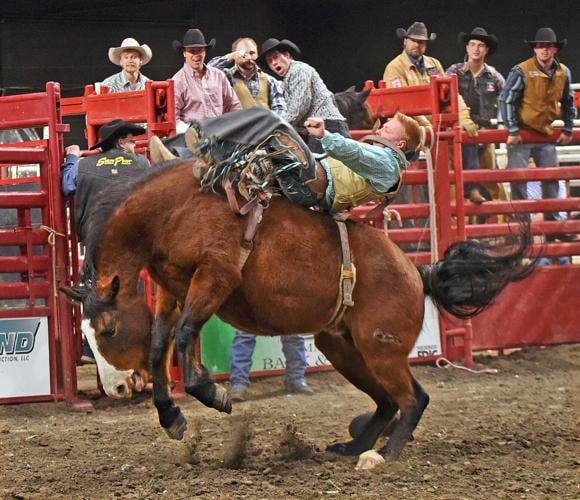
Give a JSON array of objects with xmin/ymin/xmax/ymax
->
[
  {"xmin": 457, "ymin": 64, "xmax": 501, "ymax": 127},
  {"xmin": 74, "ymin": 148, "xmax": 150, "ymax": 243}
]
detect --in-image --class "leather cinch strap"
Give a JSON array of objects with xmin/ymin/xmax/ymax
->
[{"xmin": 326, "ymin": 220, "xmax": 356, "ymax": 328}]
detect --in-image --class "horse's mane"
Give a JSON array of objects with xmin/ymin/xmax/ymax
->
[{"xmin": 82, "ymin": 158, "xmax": 189, "ymax": 280}]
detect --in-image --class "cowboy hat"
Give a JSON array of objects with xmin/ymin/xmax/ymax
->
[
  {"xmin": 525, "ymin": 27, "xmax": 567, "ymax": 49},
  {"xmin": 90, "ymin": 119, "xmax": 146, "ymax": 151},
  {"xmin": 172, "ymin": 28, "xmax": 216, "ymax": 51},
  {"xmin": 396, "ymin": 22, "xmax": 436, "ymax": 41},
  {"xmin": 257, "ymin": 38, "xmax": 301, "ymax": 66},
  {"xmin": 108, "ymin": 38, "xmax": 152, "ymax": 66},
  {"xmin": 458, "ymin": 27, "xmax": 498, "ymax": 55}
]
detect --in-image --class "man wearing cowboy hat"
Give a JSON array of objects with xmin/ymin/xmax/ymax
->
[
  {"xmin": 61, "ymin": 119, "xmax": 150, "ymax": 244},
  {"xmin": 259, "ymin": 38, "xmax": 348, "ymax": 153},
  {"xmin": 101, "ymin": 38, "xmax": 152, "ymax": 93},
  {"xmin": 172, "ymin": 28, "xmax": 241, "ymax": 133},
  {"xmin": 499, "ymin": 27, "xmax": 576, "ymax": 232},
  {"xmin": 446, "ymin": 28, "xmax": 506, "ymax": 204},
  {"xmin": 384, "ymin": 21, "xmax": 477, "ymax": 134}
]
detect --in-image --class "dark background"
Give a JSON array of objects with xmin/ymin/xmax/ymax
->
[{"xmin": 0, "ymin": 0, "xmax": 577, "ymax": 143}]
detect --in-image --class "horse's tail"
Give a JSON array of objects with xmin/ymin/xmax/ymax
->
[{"xmin": 418, "ymin": 227, "xmax": 537, "ymax": 319}]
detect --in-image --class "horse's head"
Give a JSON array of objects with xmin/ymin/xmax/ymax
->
[
  {"xmin": 61, "ymin": 276, "xmax": 153, "ymax": 398},
  {"xmin": 334, "ymin": 86, "xmax": 373, "ymax": 130}
]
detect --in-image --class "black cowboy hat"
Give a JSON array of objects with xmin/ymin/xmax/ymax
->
[
  {"xmin": 90, "ymin": 119, "xmax": 145, "ymax": 151},
  {"xmin": 257, "ymin": 38, "xmax": 301, "ymax": 66},
  {"xmin": 458, "ymin": 27, "xmax": 498, "ymax": 55},
  {"xmin": 396, "ymin": 22, "xmax": 436, "ymax": 41},
  {"xmin": 172, "ymin": 28, "xmax": 216, "ymax": 52},
  {"xmin": 525, "ymin": 27, "xmax": 567, "ymax": 49}
]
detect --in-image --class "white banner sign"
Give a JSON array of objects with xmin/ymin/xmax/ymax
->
[{"xmin": 0, "ymin": 317, "xmax": 51, "ymax": 399}]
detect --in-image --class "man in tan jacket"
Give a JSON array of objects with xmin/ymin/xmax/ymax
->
[{"xmin": 383, "ymin": 21, "xmax": 478, "ymax": 135}]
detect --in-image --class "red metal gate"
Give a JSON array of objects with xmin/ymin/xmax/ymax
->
[{"xmin": 0, "ymin": 82, "xmax": 83, "ymax": 405}]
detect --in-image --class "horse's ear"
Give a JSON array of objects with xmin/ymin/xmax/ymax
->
[
  {"xmin": 100, "ymin": 275, "xmax": 121, "ymax": 303},
  {"xmin": 149, "ymin": 135, "xmax": 176, "ymax": 164},
  {"xmin": 359, "ymin": 88, "xmax": 371, "ymax": 102},
  {"xmin": 372, "ymin": 119, "xmax": 381, "ymax": 132},
  {"xmin": 59, "ymin": 285, "xmax": 88, "ymax": 302},
  {"xmin": 344, "ymin": 85, "xmax": 356, "ymax": 93}
]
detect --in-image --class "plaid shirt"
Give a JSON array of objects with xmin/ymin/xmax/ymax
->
[
  {"xmin": 208, "ymin": 55, "xmax": 287, "ymax": 117},
  {"xmin": 100, "ymin": 70, "xmax": 150, "ymax": 93}
]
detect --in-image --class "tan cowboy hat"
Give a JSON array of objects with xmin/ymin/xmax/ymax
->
[{"xmin": 108, "ymin": 38, "xmax": 152, "ymax": 66}]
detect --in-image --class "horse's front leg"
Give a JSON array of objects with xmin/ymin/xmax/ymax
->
[
  {"xmin": 175, "ymin": 259, "xmax": 241, "ymax": 414},
  {"xmin": 150, "ymin": 288, "xmax": 186, "ymax": 440}
]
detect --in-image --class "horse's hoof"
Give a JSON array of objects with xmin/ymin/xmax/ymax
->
[
  {"xmin": 214, "ymin": 385, "xmax": 232, "ymax": 414},
  {"xmin": 355, "ymin": 450, "xmax": 385, "ymax": 471},
  {"xmin": 163, "ymin": 412, "xmax": 187, "ymax": 440},
  {"xmin": 348, "ymin": 411, "xmax": 375, "ymax": 439},
  {"xmin": 326, "ymin": 441, "xmax": 359, "ymax": 456}
]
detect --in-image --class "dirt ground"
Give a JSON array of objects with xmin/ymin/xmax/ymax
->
[{"xmin": 0, "ymin": 344, "xmax": 578, "ymax": 499}]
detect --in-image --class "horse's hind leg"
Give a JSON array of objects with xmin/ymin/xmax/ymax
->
[
  {"xmin": 315, "ymin": 329, "xmax": 399, "ymax": 456},
  {"xmin": 175, "ymin": 259, "xmax": 241, "ymax": 413},
  {"xmin": 378, "ymin": 376, "xmax": 429, "ymax": 459},
  {"xmin": 150, "ymin": 288, "xmax": 186, "ymax": 440},
  {"xmin": 361, "ymin": 350, "xmax": 430, "ymax": 460}
]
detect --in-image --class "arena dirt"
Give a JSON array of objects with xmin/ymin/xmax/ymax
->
[{"xmin": 0, "ymin": 344, "xmax": 578, "ymax": 499}]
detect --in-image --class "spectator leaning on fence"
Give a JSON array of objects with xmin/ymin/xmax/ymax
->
[
  {"xmin": 100, "ymin": 38, "xmax": 152, "ymax": 93},
  {"xmin": 499, "ymin": 27, "xmax": 577, "ymax": 237},
  {"xmin": 446, "ymin": 27, "xmax": 506, "ymax": 204}
]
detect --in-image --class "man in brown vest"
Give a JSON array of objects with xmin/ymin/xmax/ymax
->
[
  {"xmin": 208, "ymin": 37, "xmax": 287, "ymax": 117},
  {"xmin": 499, "ymin": 27, "xmax": 576, "ymax": 235}
]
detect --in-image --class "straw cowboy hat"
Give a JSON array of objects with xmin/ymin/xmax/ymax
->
[
  {"xmin": 458, "ymin": 27, "xmax": 498, "ymax": 55},
  {"xmin": 172, "ymin": 29, "xmax": 216, "ymax": 51},
  {"xmin": 396, "ymin": 22, "xmax": 437, "ymax": 41},
  {"xmin": 257, "ymin": 38, "xmax": 301, "ymax": 66},
  {"xmin": 90, "ymin": 119, "xmax": 146, "ymax": 151},
  {"xmin": 108, "ymin": 38, "xmax": 152, "ymax": 66},
  {"xmin": 525, "ymin": 27, "xmax": 567, "ymax": 49}
]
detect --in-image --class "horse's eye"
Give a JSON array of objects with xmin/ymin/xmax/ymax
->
[{"xmin": 101, "ymin": 326, "xmax": 117, "ymax": 338}]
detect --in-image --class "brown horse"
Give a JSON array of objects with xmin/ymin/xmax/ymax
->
[{"xmin": 61, "ymin": 153, "xmax": 534, "ymax": 466}]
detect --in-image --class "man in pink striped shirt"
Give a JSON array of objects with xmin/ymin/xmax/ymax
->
[{"xmin": 172, "ymin": 29, "xmax": 241, "ymax": 133}]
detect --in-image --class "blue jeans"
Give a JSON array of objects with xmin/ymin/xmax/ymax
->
[
  {"xmin": 230, "ymin": 331, "xmax": 308, "ymax": 389},
  {"xmin": 462, "ymin": 143, "xmax": 492, "ymax": 198},
  {"xmin": 507, "ymin": 143, "xmax": 562, "ymax": 222}
]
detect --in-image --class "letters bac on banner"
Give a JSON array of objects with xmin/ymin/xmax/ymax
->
[{"xmin": 0, "ymin": 317, "xmax": 51, "ymax": 399}]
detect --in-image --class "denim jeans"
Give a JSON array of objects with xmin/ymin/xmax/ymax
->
[
  {"xmin": 230, "ymin": 330, "xmax": 308, "ymax": 389},
  {"xmin": 507, "ymin": 143, "xmax": 561, "ymax": 222}
]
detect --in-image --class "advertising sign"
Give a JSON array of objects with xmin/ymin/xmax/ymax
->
[{"xmin": 0, "ymin": 317, "xmax": 51, "ymax": 399}]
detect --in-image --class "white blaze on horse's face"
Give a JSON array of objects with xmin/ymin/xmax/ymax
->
[
  {"xmin": 82, "ymin": 319, "xmax": 135, "ymax": 399},
  {"xmin": 265, "ymin": 50, "xmax": 291, "ymax": 77}
]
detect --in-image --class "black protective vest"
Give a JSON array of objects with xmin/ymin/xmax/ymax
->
[
  {"xmin": 457, "ymin": 66, "xmax": 501, "ymax": 127},
  {"xmin": 74, "ymin": 148, "xmax": 150, "ymax": 243}
]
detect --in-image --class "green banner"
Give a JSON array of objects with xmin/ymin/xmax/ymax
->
[{"xmin": 200, "ymin": 316, "xmax": 331, "ymax": 376}]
